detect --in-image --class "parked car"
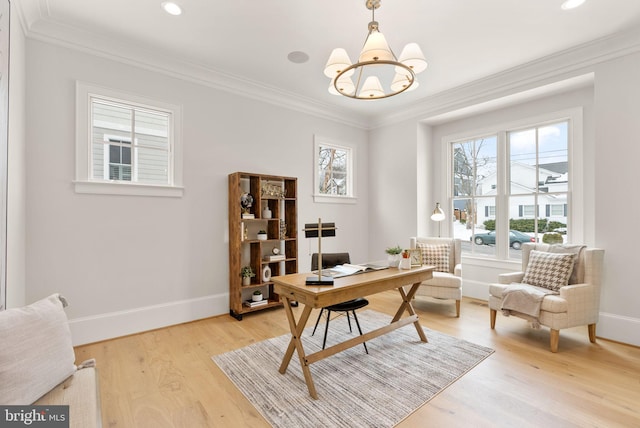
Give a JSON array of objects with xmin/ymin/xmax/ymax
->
[{"xmin": 470, "ymin": 230, "xmax": 536, "ymax": 250}]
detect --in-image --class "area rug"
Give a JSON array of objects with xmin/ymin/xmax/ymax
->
[{"xmin": 212, "ymin": 310, "xmax": 493, "ymax": 428}]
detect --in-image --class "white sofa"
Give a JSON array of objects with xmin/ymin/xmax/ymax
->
[
  {"xmin": 409, "ymin": 237, "xmax": 463, "ymax": 317},
  {"xmin": 0, "ymin": 294, "xmax": 101, "ymax": 427}
]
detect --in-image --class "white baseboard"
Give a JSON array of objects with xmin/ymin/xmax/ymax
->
[
  {"xmin": 68, "ymin": 293, "xmax": 229, "ymax": 346},
  {"xmin": 461, "ymin": 279, "xmax": 489, "ymax": 301},
  {"xmin": 598, "ymin": 312, "xmax": 640, "ymax": 347}
]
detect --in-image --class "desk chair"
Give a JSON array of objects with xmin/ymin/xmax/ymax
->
[{"xmin": 310, "ymin": 253, "xmax": 369, "ymax": 354}]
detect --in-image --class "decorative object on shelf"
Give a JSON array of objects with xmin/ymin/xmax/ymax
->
[
  {"xmin": 240, "ymin": 266, "xmax": 255, "ymax": 286},
  {"xmin": 243, "ymin": 224, "xmax": 248, "ymax": 241},
  {"xmin": 240, "ymin": 192, "xmax": 254, "ymax": 218},
  {"xmin": 257, "ymin": 230, "xmax": 268, "ymax": 241},
  {"xmin": 252, "ymin": 290, "xmax": 263, "ymax": 302},
  {"xmin": 262, "ymin": 207, "xmax": 272, "ymax": 219},
  {"xmin": 261, "ymin": 182, "xmax": 285, "ymax": 199},
  {"xmin": 430, "ymin": 202, "xmax": 445, "ymax": 237},
  {"xmin": 399, "ymin": 250, "xmax": 412, "ymax": 270},
  {"xmin": 272, "ymin": 247, "xmax": 280, "ymax": 255},
  {"xmin": 262, "ymin": 265, "xmax": 272, "ymax": 282},
  {"xmin": 304, "ymin": 219, "xmax": 337, "ymax": 285},
  {"xmin": 279, "ymin": 219, "xmax": 287, "ymax": 239},
  {"xmin": 385, "ymin": 244, "xmax": 402, "ymax": 267},
  {"xmin": 324, "ymin": 0, "xmax": 427, "ymax": 100}
]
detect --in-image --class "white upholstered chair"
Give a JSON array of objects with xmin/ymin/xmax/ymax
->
[
  {"xmin": 409, "ymin": 237, "xmax": 462, "ymax": 317},
  {"xmin": 489, "ymin": 243, "xmax": 605, "ymax": 352}
]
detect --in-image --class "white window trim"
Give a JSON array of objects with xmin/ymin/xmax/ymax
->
[
  {"xmin": 74, "ymin": 81, "xmax": 184, "ymax": 197},
  {"xmin": 313, "ymin": 135, "xmax": 357, "ymax": 204},
  {"xmin": 443, "ymin": 107, "xmax": 584, "ymax": 263}
]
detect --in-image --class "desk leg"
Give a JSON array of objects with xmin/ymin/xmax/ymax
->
[
  {"xmin": 278, "ymin": 298, "xmax": 318, "ymax": 399},
  {"xmin": 393, "ymin": 282, "xmax": 428, "ymax": 343}
]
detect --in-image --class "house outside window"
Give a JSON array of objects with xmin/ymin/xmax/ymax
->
[
  {"xmin": 75, "ymin": 82, "xmax": 183, "ymax": 197},
  {"xmin": 313, "ymin": 135, "xmax": 356, "ymax": 203},
  {"xmin": 448, "ymin": 113, "xmax": 577, "ymax": 261}
]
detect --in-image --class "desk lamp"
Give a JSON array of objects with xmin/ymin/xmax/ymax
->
[{"xmin": 304, "ymin": 218, "xmax": 336, "ymax": 285}]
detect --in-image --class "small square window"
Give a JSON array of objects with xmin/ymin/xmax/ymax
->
[
  {"xmin": 75, "ymin": 82, "xmax": 183, "ymax": 197},
  {"xmin": 313, "ymin": 136, "xmax": 356, "ymax": 203}
]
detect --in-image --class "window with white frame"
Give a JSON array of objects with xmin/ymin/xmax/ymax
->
[
  {"xmin": 313, "ymin": 136, "xmax": 356, "ymax": 203},
  {"xmin": 448, "ymin": 113, "xmax": 578, "ymax": 260},
  {"xmin": 75, "ymin": 82, "xmax": 183, "ymax": 197}
]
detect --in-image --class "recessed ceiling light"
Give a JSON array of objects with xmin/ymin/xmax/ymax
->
[
  {"xmin": 161, "ymin": 2, "xmax": 183, "ymax": 16},
  {"xmin": 561, "ymin": 0, "xmax": 586, "ymax": 10}
]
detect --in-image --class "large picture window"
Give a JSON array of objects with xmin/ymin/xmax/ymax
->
[
  {"xmin": 448, "ymin": 112, "xmax": 578, "ymax": 260},
  {"xmin": 75, "ymin": 83, "xmax": 183, "ymax": 197}
]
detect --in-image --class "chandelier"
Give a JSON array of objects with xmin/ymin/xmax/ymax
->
[{"xmin": 324, "ymin": 0, "xmax": 427, "ymax": 100}]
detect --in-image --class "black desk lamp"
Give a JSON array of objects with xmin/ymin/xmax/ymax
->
[{"xmin": 304, "ymin": 218, "xmax": 336, "ymax": 285}]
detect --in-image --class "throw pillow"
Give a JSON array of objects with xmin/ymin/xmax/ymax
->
[
  {"xmin": 522, "ymin": 250, "xmax": 575, "ymax": 291},
  {"xmin": 0, "ymin": 294, "xmax": 77, "ymax": 404},
  {"xmin": 417, "ymin": 243, "xmax": 450, "ymax": 273}
]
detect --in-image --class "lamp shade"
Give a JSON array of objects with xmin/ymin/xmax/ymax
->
[
  {"xmin": 390, "ymin": 72, "xmax": 417, "ymax": 92},
  {"xmin": 360, "ymin": 76, "xmax": 385, "ymax": 98},
  {"xmin": 431, "ymin": 202, "xmax": 445, "ymax": 221},
  {"xmin": 324, "ymin": 48, "xmax": 354, "ymax": 78},
  {"xmin": 397, "ymin": 43, "xmax": 428, "ymax": 74},
  {"xmin": 358, "ymin": 30, "xmax": 395, "ymax": 62},
  {"xmin": 329, "ymin": 75, "xmax": 356, "ymax": 95}
]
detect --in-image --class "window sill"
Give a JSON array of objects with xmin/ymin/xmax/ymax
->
[
  {"xmin": 313, "ymin": 194, "xmax": 357, "ymax": 204},
  {"xmin": 73, "ymin": 180, "xmax": 184, "ymax": 197}
]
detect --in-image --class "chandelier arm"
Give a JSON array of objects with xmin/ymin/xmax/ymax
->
[{"xmin": 334, "ymin": 60, "xmax": 415, "ymax": 100}]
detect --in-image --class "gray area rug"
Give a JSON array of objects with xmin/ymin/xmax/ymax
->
[{"xmin": 212, "ymin": 310, "xmax": 493, "ymax": 427}]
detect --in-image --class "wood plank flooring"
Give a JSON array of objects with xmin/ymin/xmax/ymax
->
[{"xmin": 74, "ymin": 294, "xmax": 640, "ymax": 427}]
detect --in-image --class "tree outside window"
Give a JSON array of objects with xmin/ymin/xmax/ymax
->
[{"xmin": 313, "ymin": 136, "xmax": 355, "ymax": 202}]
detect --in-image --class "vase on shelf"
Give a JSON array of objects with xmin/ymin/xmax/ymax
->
[
  {"xmin": 242, "ymin": 276, "xmax": 251, "ymax": 286},
  {"xmin": 262, "ymin": 208, "xmax": 272, "ymax": 219}
]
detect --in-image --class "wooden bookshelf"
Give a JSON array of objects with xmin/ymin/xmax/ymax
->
[{"xmin": 228, "ymin": 172, "xmax": 297, "ymax": 320}]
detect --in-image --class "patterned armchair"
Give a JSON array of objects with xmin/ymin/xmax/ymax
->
[
  {"xmin": 489, "ymin": 243, "xmax": 604, "ymax": 352},
  {"xmin": 409, "ymin": 237, "xmax": 462, "ymax": 317}
]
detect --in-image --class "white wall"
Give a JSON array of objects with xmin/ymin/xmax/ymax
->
[
  {"xmin": 592, "ymin": 52, "xmax": 640, "ymax": 345},
  {"xmin": 370, "ymin": 59, "xmax": 640, "ymax": 346},
  {"xmin": 24, "ymin": 40, "xmax": 369, "ymax": 345},
  {"xmin": 6, "ymin": 5, "xmax": 27, "ymax": 308}
]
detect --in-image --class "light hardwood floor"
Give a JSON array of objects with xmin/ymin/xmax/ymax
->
[{"xmin": 74, "ymin": 294, "xmax": 640, "ymax": 428}]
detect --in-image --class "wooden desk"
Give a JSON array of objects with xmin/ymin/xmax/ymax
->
[{"xmin": 272, "ymin": 265, "xmax": 434, "ymax": 399}]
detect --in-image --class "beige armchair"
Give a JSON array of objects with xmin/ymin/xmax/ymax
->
[
  {"xmin": 489, "ymin": 243, "xmax": 604, "ymax": 352},
  {"xmin": 409, "ymin": 237, "xmax": 462, "ymax": 317}
]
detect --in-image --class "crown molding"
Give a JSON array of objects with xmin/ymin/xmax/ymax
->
[
  {"xmin": 13, "ymin": 1, "xmax": 640, "ymax": 131},
  {"xmin": 373, "ymin": 26, "xmax": 640, "ymax": 129},
  {"xmin": 13, "ymin": 2, "xmax": 372, "ymax": 130}
]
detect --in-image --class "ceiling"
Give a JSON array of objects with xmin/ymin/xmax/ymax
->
[{"xmin": 15, "ymin": 0, "xmax": 640, "ymax": 126}]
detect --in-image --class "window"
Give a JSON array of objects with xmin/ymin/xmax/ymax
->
[
  {"xmin": 75, "ymin": 82, "xmax": 183, "ymax": 197},
  {"xmin": 313, "ymin": 136, "xmax": 356, "ymax": 203},
  {"xmin": 447, "ymin": 110, "xmax": 580, "ymax": 261},
  {"xmin": 451, "ymin": 136, "xmax": 498, "ymax": 257}
]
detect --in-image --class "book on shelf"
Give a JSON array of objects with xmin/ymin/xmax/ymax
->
[
  {"xmin": 244, "ymin": 299, "xmax": 268, "ymax": 308},
  {"xmin": 314, "ymin": 263, "xmax": 388, "ymax": 278},
  {"xmin": 241, "ymin": 213, "xmax": 255, "ymax": 219},
  {"xmin": 264, "ymin": 254, "xmax": 286, "ymax": 262}
]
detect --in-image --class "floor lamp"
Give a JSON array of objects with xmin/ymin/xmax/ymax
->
[
  {"xmin": 304, "ymin": 218, "xmax": 336, "ymax": 285},
  {"xmin": 431, "ymin": 202, "xmax": 445, "ymax": 237}
]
